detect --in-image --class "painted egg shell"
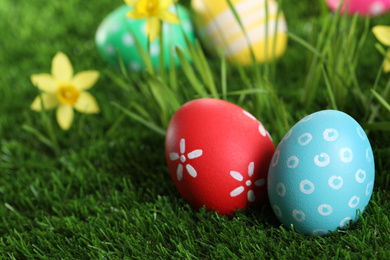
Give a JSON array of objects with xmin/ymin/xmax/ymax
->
[
  {"xmin": 267, "ymin": 110, "xmax": 375, "ymax": 236},
  {"xmin": 326, "ymin": 0, "xmax": 390, "ymax": 16},
  {"xmin": 95, "ymin": 4, "xmax": 195, "ymax": 71},
  {"xmin": 165, "ymin": 98, "xmax": 275, "ymax": 215},
  {"xmin": 191, "ymin": 0, "xmax": 288, "ymax": 65}
]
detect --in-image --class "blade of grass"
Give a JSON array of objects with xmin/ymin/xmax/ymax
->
[
  {"xmin": 105, "ymin": 113, "xmax": 126, "ymax": 137},
  {"xmin": 367, "ymin": 48, "xmax": 390, "ymax": 123},
  {"xmin": 116, "ymin": 48, "xmax": 129, "ymax": 80},
  {"xmin": 322, "ymin": 65, "xmax": 338, "ymax": 110},
  {"xmin": 29, "ymin": 91, "xmax": 60, "ymax": 155},
  {"xmin": 195, "ymin": 40, "xmax": 219, "ymax": 99},
  {"xmin": 224, "ymin": 88, "xmax": 268, "ymax": 96},
  {"xmin": 22, "ymin": 125, "xmax": 57, "ymax": 151},
  {"xmin": 287, "ymin": 32, "xmax": 326, "ymax": 61},
  {"xmin": 104, "ymin": 70, "xmax": 132, "ymax": 92},
  {"xmin": 181, "ymin": 31, "xmax": 219, "ymax": 99},
  {"xmin": 146, "ymin": 74, "xmax": 181, "ymax": 125},
  {"xmin": 364, "ymin": 122, "xmax": 390, "ymax": 131},
  {"xmin": 226, "ymin": 0, "xmax": 266, "ymax": 114},
  {"xmin": 169, "ymin": 49, "xmax": 177, "ymax": 91},
  {"xmin": 158, "ymin": 23, "xmax": 167, "ymax": 83},
  {"xmin": 175, "ymin": 46, "xmax": 207, "ymax": 97},
  {"xmin": 352, "ymin": 16, "xmax": 370, "ymax": 69},
  {"xmin": 263, "ymin": 78, "xmax": 290, "ymax": 135},
  {"xmin": 125, "ymin": 24, "xmax": 154, "ymax": 73},
  {"xmin": 131, "ymin": 102, "xmax": 155, "ymax": 122},
  {"xmin": 111, "ymin": 102, "xmax": 166, "ymax": 136},
  {"xmin": 269, "ymin": 0, "xmax": 284, "ymax": 82},
  {"xmin": 221, "ymin": 52, "xmax": 227, "ymax": 101},
  {"xmin": 181, "ymin": 31, "xmax": 207, "ymax": 81},
  {"xmin": 371, "ymin": 89, "xmax": 390, "ymax": 112}
]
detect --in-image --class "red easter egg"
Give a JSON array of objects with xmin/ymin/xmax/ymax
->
[{"xmin": 165, "ymin": 98, "xmax": 275, "ymax": 215}]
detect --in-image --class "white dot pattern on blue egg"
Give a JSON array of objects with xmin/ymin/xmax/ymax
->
[{"xmin": 267, "ymin": 110, "xmax": 375, "ymax": 236}]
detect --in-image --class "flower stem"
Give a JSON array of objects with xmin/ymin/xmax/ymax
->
[
  {"xmin": 44, "ymin": 110, "xmax": 60, "ymax": 156},
  {"xmin": 38, "ymin": 91, "xmax": 60, "ymax": 156},
  {"xmin": 159, "ymin": 21, "xmax": 167, "ymax": 83}
]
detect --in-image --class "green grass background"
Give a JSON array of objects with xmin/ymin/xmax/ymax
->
[{"xmin": 1, "ymin": 0, "xmax": 390, "ymax": 259}]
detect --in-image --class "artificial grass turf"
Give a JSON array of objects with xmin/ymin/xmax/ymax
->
[{"xmin": 1, "ymin": 0, "xmax": 390, "ymax": 259}]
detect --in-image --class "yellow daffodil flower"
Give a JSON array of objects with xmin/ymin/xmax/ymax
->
[
  {"xmin": 124, "ymin": 0, "xmax": 180, "ymax": 42},
  {"xmin": 30, "ymin": 52, "xmax": 100, "ymax": 130},
  {"xmin": 372, "ymin": 25, "xmax": 390, "ymax": 73}
]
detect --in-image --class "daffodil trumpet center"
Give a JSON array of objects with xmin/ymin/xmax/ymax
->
[
  {"xmin": 137, "ymin": 0, "xmax": 159, "ymax": 15},
  {"xmin": 57, "ymin": 84, "xmax": 80, "ymax": 106}
]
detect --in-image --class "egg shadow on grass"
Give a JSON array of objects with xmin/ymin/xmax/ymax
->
[
  {"xmin": 235, "ymin": 201, "xmax": 363, "ymax": 238},
  {"xmin": 237, "ymin": 200, "xmax": 284, "ymax": 226}
]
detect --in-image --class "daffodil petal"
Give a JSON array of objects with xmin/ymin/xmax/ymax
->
[
  {"xmin": 56, "ymin": 105, "xmax": 74, "ymax": 130},
  {"xmin": 158, "ymin": 10, "xmax": 180, "ymax": 24},
  {"xmin": 160, "ymin": 0, "xmax": 177, "ymax": 10},
  {"xmin": 124, "ymin": 0, "xmax": 139, "ymax": 7},
  {"xmin": 52, "ymin": 52, "xmax": 74, "ymax": 82},
  {"xmin": 372, "ymin": 26, "xmax": 390, "ymax": 46},
  {"xmin": 74, "ymin": 92, "xmax": 100, "ymax": 114},
  {"xmin": 384, "ymin": 59, "xmax": 390, "ymax": 73},
  {"xmin": 147, "ymin": 17, "xmax": 161, "ymax": 42},
  {"xmin": 126, "ymin": 10, "xmax": 148, "ymax": 19},
  {"xmin": 30, "ymin": 93, "xmax": 59, "ymax": 111},
  {"xmin": 30, "ymin": 74, "xmax": 58, "ymax": 93},
  {"xmin": 72, "ymin": 71, "xmax": 99, "ymax": 91}
]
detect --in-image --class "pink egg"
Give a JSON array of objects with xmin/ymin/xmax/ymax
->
[{"xmin": 326, "ymin": 0, "xmax": 390, "ymax": 16}]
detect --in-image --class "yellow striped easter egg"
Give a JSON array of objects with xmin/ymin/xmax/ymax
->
[{"xmin": 191, "ymin": 0, "xmax": 288, "ymax": 65}]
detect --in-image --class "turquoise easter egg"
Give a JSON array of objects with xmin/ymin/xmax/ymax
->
[
  {"xmin": 95, "ymin": 4, "xmax": 195, "ymax": 71},
  {"xmin": 268, "ymin": 110, "xmax": 375, "ymax": 236}
]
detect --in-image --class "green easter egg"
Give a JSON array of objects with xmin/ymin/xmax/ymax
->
[{"xmin": 95, "ymin": 4, "xmax": 195, "ymax": 71}]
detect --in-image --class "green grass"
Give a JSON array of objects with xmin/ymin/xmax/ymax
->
[{"xmin": 1, "ymin": 0, "xmax": 390, "ymax": 259}]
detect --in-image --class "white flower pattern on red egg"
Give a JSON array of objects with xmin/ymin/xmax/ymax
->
[
  {"xmin": 242, "ymin": 110, "xmax": 268, "ymax": 137},
  {"xmin": 229, "ymin": 162, "xmax": 265, "ymax": 202},
  {"xmin": 169, "ymin": 138, "xmax": 203, "ymax": 181}
]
